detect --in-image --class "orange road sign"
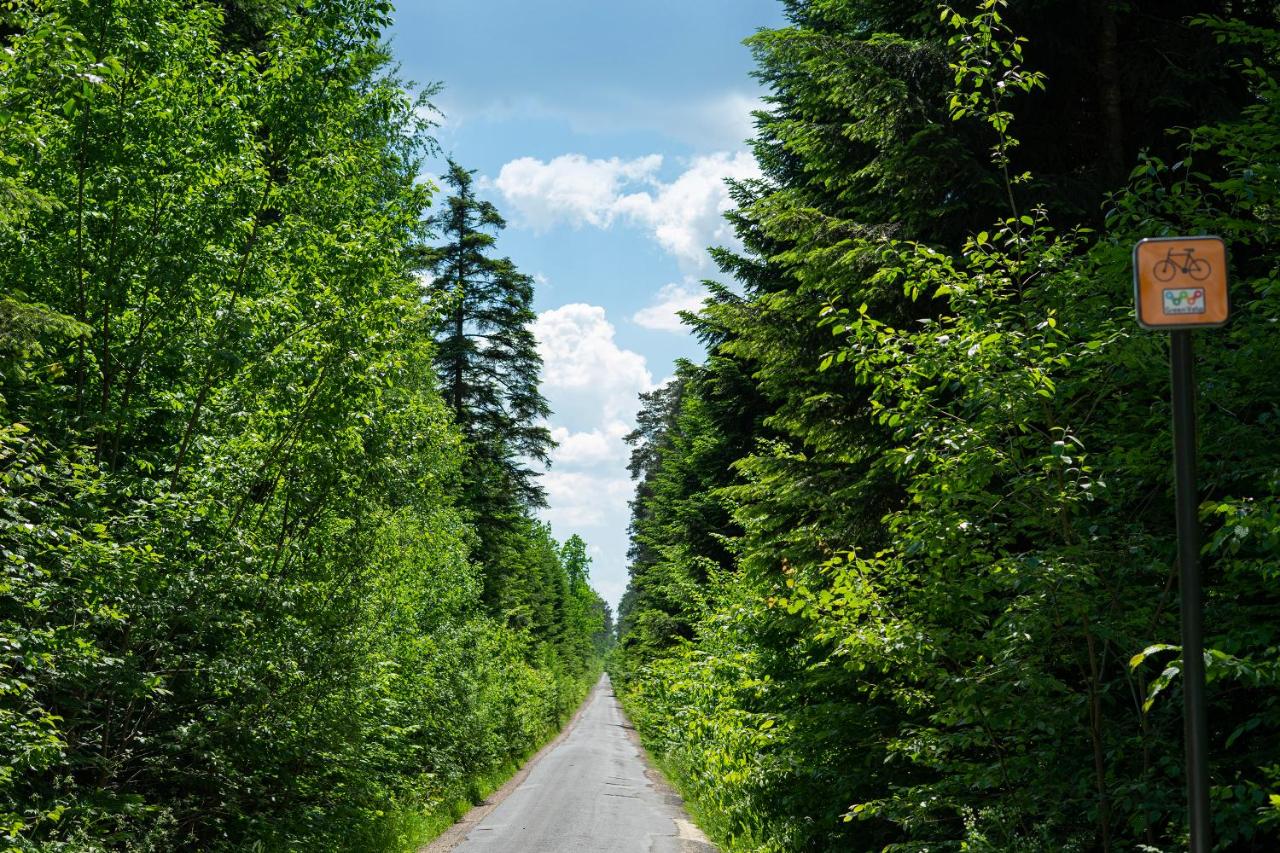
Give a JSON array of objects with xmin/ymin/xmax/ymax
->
[{"xmin": 1133, "ymin": 236, "xmax": 1229, "ymax": 330}]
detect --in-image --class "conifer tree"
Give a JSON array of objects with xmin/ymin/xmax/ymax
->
[{"xmin": 425, "ymin": 160, "xmax": 554, "ymax": 600}]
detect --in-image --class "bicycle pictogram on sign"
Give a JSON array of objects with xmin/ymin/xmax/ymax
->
[{"xmin": 1153, "ymin": 247, "xmax": 1212, "ymax": 282}]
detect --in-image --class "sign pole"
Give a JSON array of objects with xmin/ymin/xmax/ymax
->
[
  {"xmin": 1134, "ymin": 235, "xmax": 1226, "ymax": 851},
  {"xmin": 1170, "ymin": 329, "xmax": 1211, "ymax": 853}
]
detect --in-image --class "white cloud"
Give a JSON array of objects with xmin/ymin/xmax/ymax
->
[
  {"xmin": 549, "ymin": 424, "xmax": 630, "ymax": 467},
  {"xmin": 491, "ymin": 151, "xmax": 761, "ymax": 271},
  {"xmin": 491, "ymin": 154, "xmax": 662, "ymax": 231},
  {"xmin": 534, "ymin": 303, "xmax": 654, "ymax": 422},
  {"xmin": 632, "ymin": 281, "xmax": 707, "ymax": 333},
  {"xmin": 680, "ymin": 92, "xmax": 762, "ymax": 150},
  {"xmin": 541, "ymin": 470, "xmax": 635, "ymax": 528},
  {"xmin": 615, "ymin": 151, "xmax": 759, "ymax": 267}
]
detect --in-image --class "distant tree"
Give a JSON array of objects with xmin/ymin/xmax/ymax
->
[
  {"xmin": 561, "ymin": 533, "xmax": 591, "ymax": 587},
  {"xmin": 560, "ymin": 534, "xmax": 610, "ymax": 673}
]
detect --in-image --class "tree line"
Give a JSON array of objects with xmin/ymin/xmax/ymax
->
[
  {"xmin": 612, "ymin": 1, "xmax": 1280, "ymax": 851},
  {"xmin": 0, "ymin": 1, "xmax": 607, "ymax": 850}
]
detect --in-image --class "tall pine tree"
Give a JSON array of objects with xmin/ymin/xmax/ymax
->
[{"xmin": 426, "ymin": 160, "xmax": 554, "ymax": 605}]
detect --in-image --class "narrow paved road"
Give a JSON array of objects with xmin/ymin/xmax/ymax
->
[{"xmin": 426, "ymin": 675, "xmax": 716, "ymax": 853}]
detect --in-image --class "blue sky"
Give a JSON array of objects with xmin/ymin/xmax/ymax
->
[{"xmin": 389, "ymin": 0, "xmax": 786, "ymax": 609}]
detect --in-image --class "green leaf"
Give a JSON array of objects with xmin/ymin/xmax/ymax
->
[{"xmin": 1130, "ymin": 643, "xmax": 1179, "ymax": 670}]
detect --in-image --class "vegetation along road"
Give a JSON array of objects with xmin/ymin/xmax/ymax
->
[
  {"xmin": 427, "ymin": 676, "xmax": 715, "ymax": 853},
  {"xmin": 7, "ymin": 1, "xmax": 1280, "ymax": 851}
]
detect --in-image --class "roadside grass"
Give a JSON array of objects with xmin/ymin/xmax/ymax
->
[
  {"xmin": 358, "ymin": 759, "xmax": 526, "ymax": 853},
  {"xmin": 647, "ymin": 752, "xmax": 752, "ymax": 852},
  {"xmin": 612, "ymin": 688, "xmax": 770, "ymax": 853}
]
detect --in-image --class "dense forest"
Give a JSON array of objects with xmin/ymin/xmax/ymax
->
[
  {"xmin": 7, "ymin": 0, "xmax": 1280, "ymax": 850},
  {"xmin": 0, "ymin": 1, "xmax": 608, "ymax": 850},
  {"xmin": 612, "ymin": 1, "xmax": 1280, "ymax": 852}
]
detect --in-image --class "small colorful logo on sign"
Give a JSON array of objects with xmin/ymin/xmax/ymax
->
[{"xmin": 1163, "ymin": 288, "xmax": 1206, "ymax": 315}]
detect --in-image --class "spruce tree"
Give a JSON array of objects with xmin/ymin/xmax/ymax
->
[{"xmin": 426, "ymin": 160, "xmax": 554, "ymax": 601}]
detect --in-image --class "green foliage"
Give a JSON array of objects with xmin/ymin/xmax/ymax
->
[
  {"xmin": 0, "ymin": 1, "xmax": 604, "ymax": 849},
  {"xmin": 614, "ymin": 3, "xmax": 1280, "ymax": 852}
]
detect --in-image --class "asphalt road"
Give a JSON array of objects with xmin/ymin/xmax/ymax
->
[{"xmin": 426, "ymin": 674, "xmax": 716, "ymax": 853}]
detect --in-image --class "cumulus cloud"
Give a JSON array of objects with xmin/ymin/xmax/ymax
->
[
  {"xmin": 632, "ymin": 281, "xmax": 707, "ymax": 333},
  {"xmin": 491, "ymin": 154, "xmax": 662, "ymax": 230},
  {"xmin": 549, "ymin": 424, "xmax": 630, "ymax": 467},
  {"xmin": 615, "ymin": 151, "xmax": 759, "ymax": 266},
  {"xmin": 541, "ymin": 470, "xmax": 635, "ymax": 529},
  {"xmin": 534, "ymin": 303, "xmax": 654, "ymax": 422},
  {"xmin": 491, "ymin": 151, "xmax": 761, "ymax": 270}
]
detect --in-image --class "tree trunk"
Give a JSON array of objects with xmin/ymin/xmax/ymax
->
[
  {"xmin": 1095, "ymin": 0, "xmax": 1126, "ymax": 185},
  {"xmin": 452, "ymin": 275, "xmax": 465, "ymax": 422}
]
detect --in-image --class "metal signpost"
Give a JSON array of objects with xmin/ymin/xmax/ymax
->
[{"xmin": 1133, "ymin": 235, "xmax": 1229, "ymax": 853}]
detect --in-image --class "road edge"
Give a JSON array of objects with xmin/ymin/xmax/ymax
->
[
  {"xmin": 612, "ymin": 687, "xmax": 719, "ymax": 853},
  {"xmin": 417, "ymin": 674, "xmax": 606, "ymax": 853}
]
